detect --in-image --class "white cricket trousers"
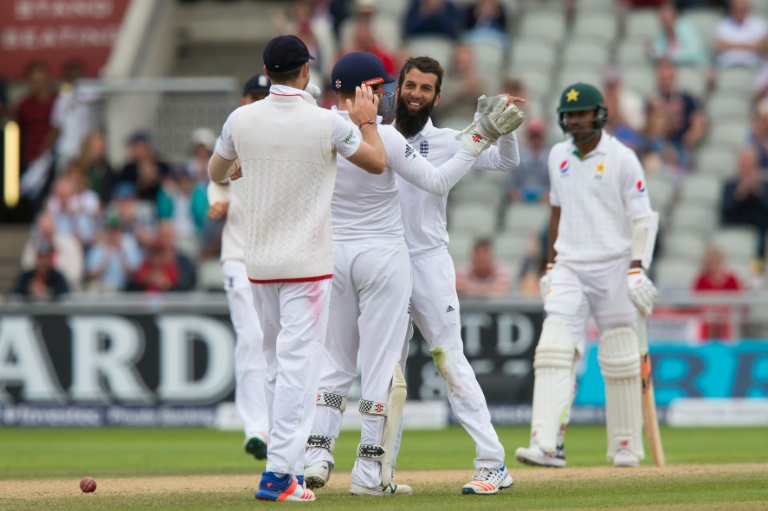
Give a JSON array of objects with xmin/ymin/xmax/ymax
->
[
  {"xmin": 410, "ymin": 252, "xmax": 505, "ymax": 470},
  {"xmin": 222, "ymin": 260, "xmax": 269, "ymax": 440},
  {"xmin": 545, "ymin": 256, "xmax": 638, "ymax": 355},
  {"xmin": 250, "ymin": 278, "xmax": 331, "ymax": 476},
  {"xmin": 305, "ymin": 241, "xmax": 412, "ymax": 488}
]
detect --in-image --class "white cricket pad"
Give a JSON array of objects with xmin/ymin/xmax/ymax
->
[
  {"xmin": 598, "ymin": 326, "xmax": 644, "ymax": 460},
  {"xmin": 531, "ymin": 317, "xmax": 576, "ymax": 454},
  {"xmin": 317, "ymin": 392, "xmax": 347, "ymax": 412}
]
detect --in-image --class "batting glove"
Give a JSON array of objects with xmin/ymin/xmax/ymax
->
[
  {"xmin": 456, "ymin": 95, "xmax": 526, "ymax": 156},
  {"xmin": 540, "ymin": 263, "xmax": 554, "ymax": 302},
  {"xmin": 627, "ymin": 268, "xmax": 656, "ymax": 316}
]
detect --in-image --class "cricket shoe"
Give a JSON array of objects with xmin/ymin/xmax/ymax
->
[
  {"xmin": 515, "ymin": 442, "xmax": 566, "ymax": 468},
  {"xmin": 255, "ymin": 471, "xmax": 315, "ymax": 502},
  {"xmin": 244, "ymin": 434, "xmax": 267, "ymax": 460},
  {"xmin": 304, "ymin": 460, "xmax": 332, "ymax": 490},
  {"xmin": 349, "ymin": 481, "xmax": 412, "ymax": 496},
  {"xmin": 613, "ymin": 449, "xmax": 640, "ymax": 468},
  {"xmin": 462, "ymin": 465, "xmax": 514, "ymax": 495}
]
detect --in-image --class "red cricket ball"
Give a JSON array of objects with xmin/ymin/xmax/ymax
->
[{"xmin": 80, "ymin": 477, "xmax": 97, "ymax": 493}]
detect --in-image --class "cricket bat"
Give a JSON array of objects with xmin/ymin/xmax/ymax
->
[{"xmin": 637, "ymin": 312, "xmax": 665, "ymax": 467}]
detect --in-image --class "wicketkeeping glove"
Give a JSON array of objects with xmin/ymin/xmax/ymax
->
[
  {"xmin": 456, "ymin": 95, "xmax": 526, "ymax": 156},
  {"xmin": 627, "ymin": 268, "xmax": 657, "ymax": 316}
]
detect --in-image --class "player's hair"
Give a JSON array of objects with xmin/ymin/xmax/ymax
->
[
  {"xmin": 398, "ymin": 57, "xmax": 444, "ymax": 94},
  {"xmin": 473, "ymin": 237, "xmax": 493, "ymax": 251},
  {"xmin": 265, "ymin": 65, "xmax": 304, "ymax": 85}
]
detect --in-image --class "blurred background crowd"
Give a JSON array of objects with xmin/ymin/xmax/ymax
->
[{"xmin": 1, "ymin": 0, "xmax": 767, "ymax": 304}]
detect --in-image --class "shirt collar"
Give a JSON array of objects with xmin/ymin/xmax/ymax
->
[
  {"xmin": 269, "ymin": 84, "xmax": 317, "ymax": 106},
  {"xmin": 568, "ymin": 130, "xmax": 610, "ymax": 159}
]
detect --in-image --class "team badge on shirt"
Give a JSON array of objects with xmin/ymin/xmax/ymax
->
[
  {"xmin": 595, "ymin": 162, "xmax": 605, "ymax": 180},
  {"xmin": 636, "ymin": 180, "xmax": 646, "ymax": 193},
  {"xmin": 559, "ymin": 160, "xmax": 570, "ymax": 177},
  {"xmin": 420, "ymin": 140, "xmax": 429, "ymax": 157}
]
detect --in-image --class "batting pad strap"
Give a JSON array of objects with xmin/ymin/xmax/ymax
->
[
  {"xmin": 357, "ymin": 443, "xmax": 385, "ymax": 461},
  {"xmin": 317, "ymin": 392, "xmax": 347, "ymax": 412},
  {"xmin": 306, "ymin": 435, "xmax": 336, "ymax": 452},
  {"xmin": 359, "ymin": 399, "xmax": 388, "ymax": 416}
]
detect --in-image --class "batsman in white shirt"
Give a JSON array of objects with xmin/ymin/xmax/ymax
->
[
  {"xmin": 207, "ymin": 73, "xmax": 273, "ymax": 462},
  {"xmin": 393, "ymin": 56, "xmax": 525, "ymax": 495},
  {"xmin": 514, "ymin": 83, "xmax": 658, "ymax": 469},
  {"xmin": 209, "ymin": 35, "xmax": 387, "ymax": 503},
  {"xmin": 303, "ymin": 52, "xmax": 524, "ymax": 496}
]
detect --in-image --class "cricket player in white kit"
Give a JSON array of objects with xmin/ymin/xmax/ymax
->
[
  {"xmin": 302, "ymin": 52, "xmax": 524, "ymax": 497},
  {"xmin": 207, "ymin": 74, "xmax": 272, "ymax": 462},
  {"xmin": 208, "ymin": 35, "xmax": 387, "ymax": 502},
  {"xmin": 393, "ymin": 56, "xmax": 524, "ymax": 494},
  {"xmin": 515, "ymin": 83, "xmax": 658, "ymax": 469}
]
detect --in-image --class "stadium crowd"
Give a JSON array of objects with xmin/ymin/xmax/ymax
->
[{"xmin": 4, "ymin": 0, "xmax": 768, "ymax": 300}]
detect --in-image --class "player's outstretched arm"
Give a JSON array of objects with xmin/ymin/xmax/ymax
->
[{"xmin": 345, "ymin": 85, "xmax": 386, "ymax": 174}]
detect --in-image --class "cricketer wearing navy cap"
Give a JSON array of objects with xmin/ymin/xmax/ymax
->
[
  {"xmin": 263, "ymin": 34, "xmax": 315, "ymax": 74},
  {"xmin": 242, "ymin": 73, "xmax": 271, "ymax": 102},
  {"xmin": 330, "ymin": 52, "xmax": 395, "ymax": 118}
]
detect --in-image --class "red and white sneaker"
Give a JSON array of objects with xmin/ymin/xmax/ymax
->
[{"xmin": 461, "ymin": 465, "xmax": 514, "ymax": 495}]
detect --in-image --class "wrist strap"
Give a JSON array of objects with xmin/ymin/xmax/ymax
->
[{"xmin": 358, "ymin": 120, "xmax": 375, "ymax": 129}]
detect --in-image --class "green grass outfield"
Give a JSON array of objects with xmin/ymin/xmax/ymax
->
[{"xmin": 1, "ymin": 425, "xmax": 767, "ymax": 510}]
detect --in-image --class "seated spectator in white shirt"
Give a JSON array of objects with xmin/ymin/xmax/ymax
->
[
  {"xmin": 649, "ymin": 2, "xmax": 708, "ymax": 68},
  {"xmin": 456, "ymin": 238, "xmax": 510, "ymax": 298},
  {"xmin": 714, "ymin": 0, "xmax": 768, "ymax": 69},
  {"xmin": 21, "ymin": 210, "xmax": 84, "ymax": 291}
]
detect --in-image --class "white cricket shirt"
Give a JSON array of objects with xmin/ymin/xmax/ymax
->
[
  {"xmin": 396, "ymin": 118, "xmax": 520, "ymax": 260},
  {"xmin": 215, "ymin": 84, "xmax": 362, "ymax": 282},
  {"xmin": 548, "ymin": 131, "xmax": 653, "ymax": 264},
  {"xmin": 332, "ymin": 110, "xmax": 479, "ymax": 243}
]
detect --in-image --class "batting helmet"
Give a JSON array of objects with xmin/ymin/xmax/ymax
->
[
  {"xmin": 331, "ymin": 52, "xmax": 395, "ymax": 117},
  {"xmin": 556, "ymin": 82, "xmax": 608, "ymax": 134}
]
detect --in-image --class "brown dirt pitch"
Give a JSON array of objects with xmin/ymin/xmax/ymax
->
[{"xmin": 2, "ymin": 463, "xmax": 766, "ymax": 499}]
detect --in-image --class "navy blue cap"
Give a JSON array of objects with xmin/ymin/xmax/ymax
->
[
  {"xmin": 331, "ymin": 52, "xmax": 394, "ymax": 92},
  {"xmin": 242, "ymin": 73, "xmax": 271, "ymax": 96},
  {"xmin": 263, "ymin": 35, "xmax": 315, "ymax": 73}
]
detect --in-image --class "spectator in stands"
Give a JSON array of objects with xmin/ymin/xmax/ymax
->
[
  {"xmin": 456, "ymin": 238, "xmax": 510, "ymax": 298},
  {"xmin": 11, "ymin": 243, "xmax": 69, "ymax": 300},
  {"xmin": 50, "ymin": 59, "xmax": 101, "ymax": 173},
  {"xmin": 20, "ymin": 210, "xmax": 83, "ymax": 291},
  {"xmin": 649, "ymin": 2, "xmax": 708, "ymax": 68},
  {"xmin": 637, "ymin": 102, "xmax": 681, "ymax": 178},
  {"xmin": 157, "ymin": 169, "xmax": 208, "ymax": 240},
  {"xmin": 603, "ymin": 67, "xmax": 645, "ymax": 150},
  {"xmin": 110, "ymin": 182, "xmax": 155, "ymax": 248},
  {"xmin": 462, "ymin": 0, "xmax": 508, "ymax": 43},
  {"xmin": 116, "ymin": 132, "xmax": 171, "ymax": 203},
  {"xmin": 179, "ymin": 128, "xmax": 217, "ymax": 185},
  {"xmin": 14, "ymin": 61, "xmax": 57, "ymax": 172},
  {"xmin": 693, "ymin": 244, "xmax": 743, "ymax": 291},
  {"xmin": 721, "ymin": 147, "xmax": 768, "ymax": 257},
  {"xmin": 692, "ymin": 244, "xmax": 743, "ymax": 340},
  {"xmin": 343, "ymin": 19, "xmax": 397, "ymax": 76},
  {"xmin": 85, "ymin": 212, "xmax": 144, "ymax": 293},
  {"xmin": 748, "ymin": 98, "xmax": 768, "ymax": 170},
  {"xmin": 714, "ymin": 0, "xmax": 768, "ymax": 70},
  {"xmin": 271, "ymin": 1, "xmax": 328, "ymax": 83},
  {"xmin": 156, "ymin": 220, "xmax": 197, "ymax": 291},
  {"xmin": 76, "ymin": 130, "xmax": 115, "ymax": 205},
  {"xmin": 505, "ymin": 118, "xmax": 550, "ymax": 203},
  {"xmin": 648, "ymin": 58, "xmax": 706, "ymax": 169},
  {"xmin": 404, "ymin": 0, "xmax": 461, "ymax": 40},
  {"xmin": 45, "ymin": 173, "xmax": 98, "ymax": 248},
  {"xmin": 434, "ymin": 44, "xmax": 487, "ymax": 125},
  {"xmin": 502, "ymin": 76, "xmax": 539, "ymax": 118},
  {"xmin": 129, "ymin": 238, "xmax": 181, "ymax": 293}
]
